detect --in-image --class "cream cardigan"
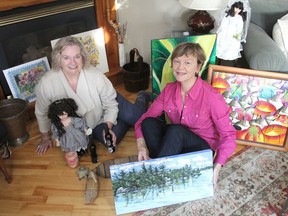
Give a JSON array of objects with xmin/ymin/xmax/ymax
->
[{"xmin": 35, "ymin": 67, "xmax": 118, "ymax": 133}]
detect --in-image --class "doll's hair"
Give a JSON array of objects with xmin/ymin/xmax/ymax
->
[
  {"xmin": 226, "ymin": 1, "xmax": 247, "ymax": 22},
  {"xmin": 48, "ymin": 98, "xmax": 80, "ymax": 137}
]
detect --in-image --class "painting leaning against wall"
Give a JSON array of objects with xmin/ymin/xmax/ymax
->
[
  {"xmin": 208, "ymin": 65, "xmax": 288, "ymax": 152},
  {"xmin": 151, "ymin": 34, "xmax": 217, "ymax": 98},
  {"xmin": 3, "ymin": 57, "xmax": 50, "ymax": 103}
]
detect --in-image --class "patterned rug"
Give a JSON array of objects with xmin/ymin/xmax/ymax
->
[{"xmin": 134, "ymin": 147, "xmax": 288, "ymax": 216}]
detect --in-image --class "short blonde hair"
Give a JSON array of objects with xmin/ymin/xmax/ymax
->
[
  {"xmin": 171, "ymin": 42, "xmax": 206, "ymax": 68},
  {"xmin": 51, "ymin": 36, "xmax": 90, "ymax": 71}
]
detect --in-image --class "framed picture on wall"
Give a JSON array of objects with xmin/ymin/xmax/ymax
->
[
  {"xmin": 110, "ymin": 149, "xmax": 214, "ymax": 215},
  {"xmin": 50, "ymin": 27, "xmax": 109, "ymax": 73},
  {"xmin": 207, "ymin": 65, "xmax": 288, "ymax": 152},
  {"xmin": 3, "ymin": 57, "xmax": 50, "ymax": 103},
  {"xmin": 151, "ymin": 34, "xmax": 217, "ymax": 98}
]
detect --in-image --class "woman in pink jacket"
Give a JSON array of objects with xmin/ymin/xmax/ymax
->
[{"xmin": 135, "ymin": 42, "xmax": 236, "ymax": 188}]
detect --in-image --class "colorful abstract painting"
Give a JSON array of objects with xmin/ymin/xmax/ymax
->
[
  {"xmin": 110, "ymin": 149, "xmax": 214, "ymax": 215},
  {"xmin": 208, "ymin": 65, "xmax": 288, "ymax": 152},
  {"xmin": 51, "ymin": 28, "xmax": 109, "ymax": 73},
  {"xmin": 151, "ymin": 34, "xmax": 217, "ymax": 97},
  {"xmin": 3, "ymin": 57, "xmax": 50, "ymax": 102}
]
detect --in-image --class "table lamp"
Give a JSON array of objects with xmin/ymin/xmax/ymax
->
[{"xmin": 178, "ymin": 0, "xmax": 227, "ymax": 34}]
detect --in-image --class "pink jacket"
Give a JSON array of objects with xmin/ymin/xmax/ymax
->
[{"xmin": 135, "ymin": 78, "xmax": 236, "ymax": 165}]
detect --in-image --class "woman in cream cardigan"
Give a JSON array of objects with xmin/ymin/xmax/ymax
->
[{"xmin": 35, "ymin": 36, "xmax": 150, "ymax": 157}]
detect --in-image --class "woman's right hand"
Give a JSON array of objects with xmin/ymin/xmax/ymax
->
[
  {"xmin": 36, "ymin": 133, "xmax": 53, "ymax": 154},
  {"xmin": 137, "ymin": 138, "xmax": 150, "ymax": 161}
]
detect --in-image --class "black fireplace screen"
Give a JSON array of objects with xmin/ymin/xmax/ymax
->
[{"xmin": 0, "ymin": 1, "xmax": 97, "ymax": 96}]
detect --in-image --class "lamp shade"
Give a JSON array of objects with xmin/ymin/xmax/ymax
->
[{"xmin": 178, "ymin": 0, "xmax": 227, "ymax": 10}]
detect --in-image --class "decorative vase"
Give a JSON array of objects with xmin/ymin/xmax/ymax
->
[
  {"xmin": 65, "ymin": 151, "xmax": 79, "ymax": 168},
  {"xmin": 118, "ymin": 43, "xmax": 126, "ymax": 67}
]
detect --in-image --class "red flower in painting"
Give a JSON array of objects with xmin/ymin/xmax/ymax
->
[{"xmin": 16, "ymin": 66, "xmax": 46, "ymax": 96}]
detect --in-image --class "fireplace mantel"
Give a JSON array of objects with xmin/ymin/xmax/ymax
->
[
  {"xmin": 0, "ymin": 0, "xmax": 122, "ymax": 100},
  {"xmin": 0, "ymin": 0, "xmax": 57, "ymax": 11}
]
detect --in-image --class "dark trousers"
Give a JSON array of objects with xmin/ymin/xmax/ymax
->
[
  {"xmin": 141, "ymin": 117, "xmax": 211, "ymax": 158},
  {"xmin": 93, "ymin": 92, "xmax": 147, "ymax": 144}
]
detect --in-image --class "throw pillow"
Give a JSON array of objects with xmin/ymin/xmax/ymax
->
[{"xmin": 272, "ymin": 14, "xmax": 288, "ymax": 59}]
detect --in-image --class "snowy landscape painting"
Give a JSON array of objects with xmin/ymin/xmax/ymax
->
[{"xmin": 110, "ymin": 149, "xmax": 214, "ymax": 215}]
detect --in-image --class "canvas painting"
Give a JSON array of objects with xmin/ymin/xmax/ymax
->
[
  {"xmin": 3, "ymin": 57, "xmax": 50, "ymax": 103},
  {"xmin": 208, "ymin": 65, "xmax": 288, "ymax": 152},
  {"xmin": 110, "ymin": 149, "xmax": 214, "ymax": 215},
  {"xmin": 51, "ymin": 28, "xmax": 109, "ymax": 73},
  {"xmin": 151, "ymin": 34, "xmax": 217, "ymax": 98}
]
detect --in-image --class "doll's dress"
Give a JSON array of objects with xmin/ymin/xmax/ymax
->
[
  {"xmin": 216, "ymin": 14, "xmax": 244, "ymax": 60},
  {"xmin": 51, "ymin": 117, "xmax": 89, "ymax": 152}
]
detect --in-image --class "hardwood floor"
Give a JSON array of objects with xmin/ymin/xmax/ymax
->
[{"xmin": 0, "ymin": 83, "xmax": 245, "ymax": 216}]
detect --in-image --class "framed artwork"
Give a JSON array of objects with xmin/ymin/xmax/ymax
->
[
  {"xmin": 110, "ymin": 149, "xmax": 214, "ymax": 215},
  {"xmin": 151, "ymin": 34, "xmax": 217, "ymax": 98},
  {"xmin": 207, "ymin": 65, "xmax": 288, "ymax": 152},
  {"xmin": 51, "ymin": 28, "xmax": 109, "ymax": 73},
  {"xmin": 3, "ymin": 57, "xmax": 50, "ymax": 103}
]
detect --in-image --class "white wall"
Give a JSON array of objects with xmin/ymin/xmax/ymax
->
[
  {"xmin": 116, "ymin": 0, "xmax": 191, "ymax": 65},
  {"xmin": 116, "ymin": 0, "xmax": 221, "ymax": 65}
]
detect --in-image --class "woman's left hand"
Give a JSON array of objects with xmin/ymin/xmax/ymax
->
[
  {"xmin": 213, "ymin": 163, "xmax": 221, "ymax": 190},
  {"xmin": 102, "ymin": 127, "xmax": 117, "ymax": 146},
  {"xmin": 109, "ymin": 129, "xmax": 117, "ymax": 146}
]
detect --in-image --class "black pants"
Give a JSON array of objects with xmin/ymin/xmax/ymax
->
[
  {"xmin": 141, "ymin": 117, "xmax": 211, "ymax": 158},
  {"xmin": 93, "ymin": 92, "xmax": 148, "ymax": 145}
]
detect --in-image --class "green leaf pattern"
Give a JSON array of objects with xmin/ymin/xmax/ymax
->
[{"xmin": 151, "ymin": 34, "xmax": 217, "ymax": 97}]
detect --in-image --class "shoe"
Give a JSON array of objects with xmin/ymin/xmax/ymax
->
[
  {"xmin": 77, "ymin": 149, "xmax": 86, "ymax": 157},
  {"xmin": 137, "ymin": 91, "xmax": 153, "ymax": 102},
  {"xmin": 135, "ymin": 91, "xmax": 153, "ymax": 111}
]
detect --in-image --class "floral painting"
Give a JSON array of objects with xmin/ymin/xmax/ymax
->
[
  {"xmin": 110, "ymin": 149, "xmax": 213, "ymax": 215},
  {"xmin": 3, "ymin": 57, "xmax": 50, "ymax": 103},
  {"xmin": 208, "ymin": 65, "xmax": 288, "ymax": 151},
  {"xmin": 51, "ymin": 28, "xmax": 109, "ymax": 73}
]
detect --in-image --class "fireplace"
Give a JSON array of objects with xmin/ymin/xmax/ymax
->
[{"xmin": 0, "ymin": 0, "xmax": 98, "ymax": 96}]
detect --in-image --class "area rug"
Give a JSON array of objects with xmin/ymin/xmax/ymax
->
[{"xmin": 134, "ymin": 147, "xmax": 288, "ymax": 216}]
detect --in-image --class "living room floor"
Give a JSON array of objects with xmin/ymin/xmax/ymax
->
[{"xmin": 0, "ymin": 82, "xmax": 246, "ymax": 216}]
